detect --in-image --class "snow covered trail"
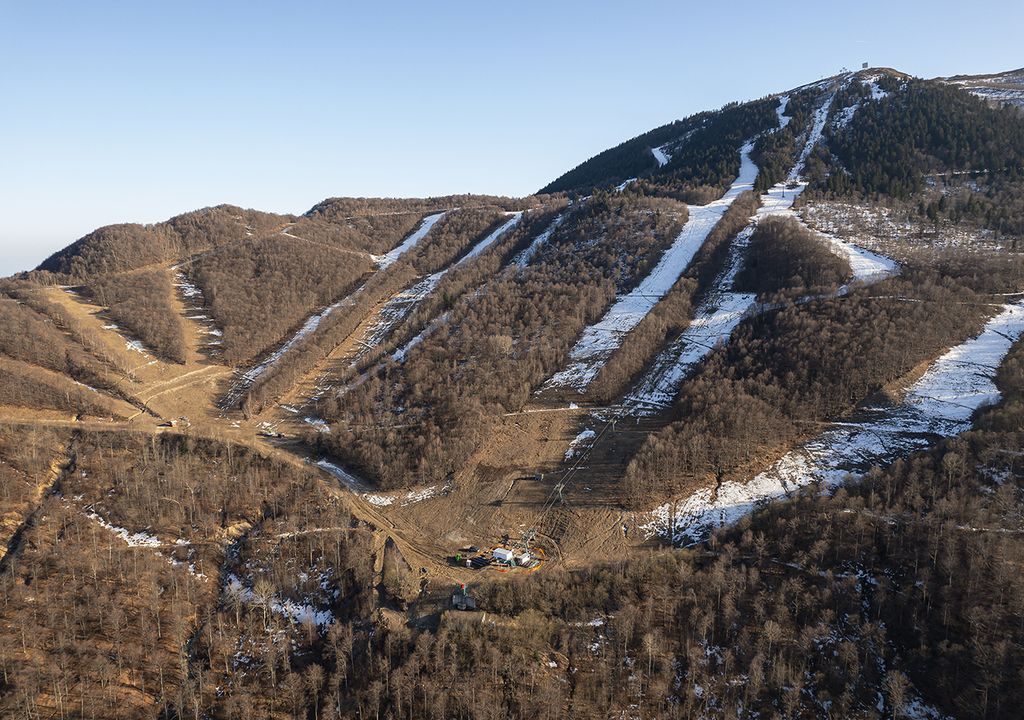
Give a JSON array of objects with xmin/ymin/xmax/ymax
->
[
  {"xmin": 622, "ymin": 89, "xmax": 888, "ymax": 415},
  {"xmin": 624, "ymin": 219, "xmax": 899, "ymax": 412},
  {"xmin": 775, "ymin": 94, "xmax": 791, "ymax": 129},
  {"xmin": 299, "ymin": 213, "xmax": 524, "ymax": 406},
  {"xmin": 622, "ymin": 179, "xmax": 798, "ymax": 413},
  {"xmin": 392, "ymin": 311, "xmax": 448, "ymax": 362},
  {"xmin": 218, "ymin": 287, "xmax": 367, "ymax": 409},
  {"xmin": 174, "ymin": 269, "xmax": 224, "ymax": 354},
  {"xmin": 643, "ymin": 301, "xmax": 1024, "ymax": 543},
  {"xmin": 514, "ymin": 213, "xmax": 566, "ymax": 268},
  {"xmin": 824, "ymin": 231, "xmax": 900, "ymax": 287},
  {"xmin": 316, "ymin": 458, "xmax": 447, "ymax": 508},
  {"xmin": 218, "ymin": 212, "xmax": 453, "ymax": 408},
  {"xmin": 388, "ymin": 213, "xmax": 567, "ymax": 363},
  {"xmin": 349, "ymin": 212, "xmax": 522, "ymax": 359},
  {"xmin": 373, "ymin": 211, "xmax": 447, "ymax": 269},
  {"xmin": 542, "ymin": 142, "xmax": 758, "ymax": 393},
  {"xmin": 788, "ymin": 91, "xmax": 834, "ymax": 182}
]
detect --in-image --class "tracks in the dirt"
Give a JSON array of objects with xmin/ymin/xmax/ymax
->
[{"xmin": 0, "ymin": 436, "xmax": 77, "ymax": 572}]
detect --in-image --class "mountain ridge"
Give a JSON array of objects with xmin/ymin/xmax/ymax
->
[{"xmin": 1, "ymin": 63, "xmax": 1023, "ymax": 719}]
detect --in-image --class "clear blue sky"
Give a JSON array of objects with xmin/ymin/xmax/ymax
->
[{"xmin": 2, "ymin": 0, "xmax": 1021, "ymax": 276}]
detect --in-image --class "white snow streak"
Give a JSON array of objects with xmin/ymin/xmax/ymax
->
[
  {"xmin": 85, "ymin": 511, "xmax": 162, "ymax": 547},
  {"xmin": 651, "ymin": 146, "xmax": 671, "ymax": 167},
  {"xmin": 349, "ymin": 213, "xmax": 523, "ymax": 362},
  {"xmin": 316, "ymin": 458, "xmax": 445, "ymax": 507},
  {"xmin": 514, "ymin": 213, "xmax": 567, "ymax": 268},
  {"xmin": 776, "ymin": 95, "xmax": 791, "ymax": 129},
  {"xmin": 544, "ymin": 142, "xmax": 758, "ymax": 392},
  {"xmin": 788, "ymin": 92, "xmax": 834, "ymax": 182},
  {"xmin": 220, "ymin": 212, "xmax": 451, "ymax": 407},
  {"xmin": 623, "ymin": 91, "xmax": 879, "ymax": 414},
  {"xmin": 373, "ymin": 211, "xmax": 447, "ymax": 269},
  {"xmin": 643, "ymin": 302, "xmax": 1024, "ymax": 543},
  {"xmin": 392, "ymin": 311, "xmax": 448, "ymax": 362}
]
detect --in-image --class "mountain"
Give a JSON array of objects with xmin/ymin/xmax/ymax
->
[
  {"xmin": 940, "ymin": 67, "xmax": 1024, "ymax": 110},
  {"xmin": 2, "ymin": 67, "xmax": 1023, "ymax": 719}
]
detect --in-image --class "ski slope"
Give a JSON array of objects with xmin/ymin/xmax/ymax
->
[
  {"xmin": 514, "ymin": 213, "xmax": 566, "ymax": 267},
  {"xmin": 373, "ymin": 211, "xmax": 446, "ymax": 269},
  {"xmin": 622, "ymin": 90, "xmax": 892, "ymax": 415},
  {"xmin": 390, "ymin": 213, "xmax": 563, "ymax": 363},
  {"xmin": 776, "ymin": 95, "xmax": 791, "ymax": 129},
  {"xmin": 218, "ymin": 288, "xmax": 365, "ymax": 409},
  {"xmin": 219, "ymin": 213, "xmax": 452, "ymax": 408},
  {"xmin": 651, "ymin": 146, "xmax": 671, "ymax": 167},
  {"xmin": 788, "ymin": 91, "xmax": 834, "ymax": 182},
  {"xmin": 643, "ymin": 301, "xmax": 1024, "ymax": 543},
  {"xmin": 622, "ymin": 179, "xmax": 799, "ymax": 413},
  {"xmin": 543, "ymin": 142, "xmax": 758, "ymax": 392},
  {"xmin": 354, "ymin": 213, "xmax": 523, "ymax": 357}
]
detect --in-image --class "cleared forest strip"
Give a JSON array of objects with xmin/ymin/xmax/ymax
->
[
  {"xmin": 173, "ymin": 268, "xmax": 225, "ymax": 362},
  {"xmin": 542, "ymin": 143, "xmax": 758, "ymax": 393},
  {"xmin": 642, "ymin": 301, "xmax": 1024, "ymax": 543},
  {"xmin": 0, "ymin": 441, "xmax": 73, "ymax": 570},
  {"xmin": 217, "ymin": 212, "xmax": 467, "ymax": 410},
  {"xmin": 217, "ymin": 288, "xmax": 364, "ymax": 410},
  {"xmin": 292, "ymin": 213, "xmax": 524, "ymax": 407},
  {"xmin": 372, "ymin": 211, "xmax": 447, "ymax": 268},
  {"xmin": 620, "ymin": 91, "xmax": 869, "ymax": 414}
]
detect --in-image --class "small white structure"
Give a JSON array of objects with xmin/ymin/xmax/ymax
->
[
  {"xmin": 492, "ymin": 548, "xmax": 514, "ymax": 564},
  {"xmin": 516, "ymin": 552, "xmax": 532, "ymax": 567}
]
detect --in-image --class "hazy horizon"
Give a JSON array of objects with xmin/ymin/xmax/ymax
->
[{"xmin": 2, "ymin": 0, "xmax": 1022, "ymax": 277}]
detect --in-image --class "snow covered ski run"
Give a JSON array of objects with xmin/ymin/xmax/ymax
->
[
  {"xmin": 622, "ymin": 90, "xmax": 898, "ymax": 415},
  {"xmin": 373, "ymin": 211, "xmax": 447, "ymax": 268},
  {"xmin": 542, "ymin": 142, "xmax": 759, "ymax": 393},
  {"xmin": 218, "ymin": 212, "xmax": 447, "ymax": 409},
  {"xmin": 344, "ymin": 212, "xmax": 522, "ymax": 363},
  {"xmin": 643, "ymin": 301, "xmax": 1024, "ymax": 544}
]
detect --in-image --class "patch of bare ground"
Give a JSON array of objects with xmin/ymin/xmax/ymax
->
[
  {"xmin": 40, "ymin": 283, "xmax": 235, "ymax": 425},
  {"xmin": 0, "ymin": 441, "xmax": 68, "ymax": 566}
]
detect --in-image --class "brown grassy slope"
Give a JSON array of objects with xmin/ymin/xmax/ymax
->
[{"xmin": 83, "ymin": 268, "xmax": 187, "ymax": 363}]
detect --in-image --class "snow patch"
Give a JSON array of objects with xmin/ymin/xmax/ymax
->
[
  {"xmin": 85, "ymin": 510, "xmax": 161, "ymax": 547},
  {"xmin": 565, "ymin": 429, "xmax": 597, "ymax": 461},
  {"xmin": 544, "ymin": 141, "xmax": 758, "ymax": 392},
  {"xmin": 225, "ymin": 575, "xmax": 334, "ymax": 628},
  {"xmin": 643, "ymin": 302, "xmax": 1024, "ymax": 543},
  {"xmin": 651, "ymin": 146, "xmax": 671, "ymax": 167},
  {"xmin": 374, "ymin": 211, "xmax": 446, "ymax": 269}
]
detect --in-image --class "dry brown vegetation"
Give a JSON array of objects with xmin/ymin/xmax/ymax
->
[
  {"xmin": 84, "ymin": 268, "xmax": 187, "ymax": 363},
  {"xmin": 5, "ymin": 362, "xmax": 1023, "ymax": 719},
  {"xmin": 2, "ymin": 72, "xmax": 1023, "ymax": 719},
  {"xmin": 623, "ymin": 258, "xmax": 1023, "ymax": 506},
  {"xmin": 188, "ymin": 236, "xmax": 374, "ymax": 364},
  {"xmin": 0, "ymin": 290, "xmax": 142, "ymax": 415},
  {"xmin": 0, "ymin": 428, "xmax": 342, "ymax": 718},
  {"xmin": 317, "ymin": 194, "xmax": 688, "ymax": 488},
  {"xmin": 239, "ymin": 207, "xmax": 516, "ymax": 412},
  {"xmin": 34, "ymin": 205, "xmax": 287, "ymax": 281}
]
